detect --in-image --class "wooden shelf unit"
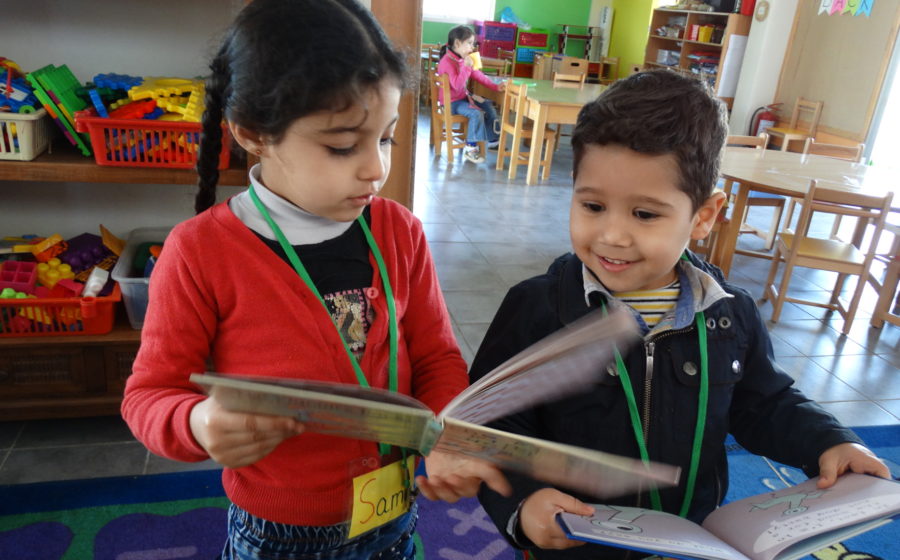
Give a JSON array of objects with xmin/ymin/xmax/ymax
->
[{"xmin": 643, "ymin": 9, "xmax": 751, "ymax": 108}]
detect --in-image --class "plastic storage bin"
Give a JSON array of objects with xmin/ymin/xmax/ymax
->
[
  {"xmin": 0, "ymin": 283, "xmax": 121, "ymax": 337},
  {"xmin": 0, "ymin": 109, "xmax": 53, "ymax": 161},
  {"xmin": 111, "ymin": 227, "xmax": 171, "ymax": 329},
  {"xmin": 74, "ymin": 108, "xmax": 230, "ymax": 169}
]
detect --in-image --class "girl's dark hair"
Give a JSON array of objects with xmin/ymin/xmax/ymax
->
[
  {"xmin": 571, "ymin": 70, "xmax": 728, "ymax": 212},
  {"xmin": 439, "ymin": 25, "xmax": 476, "ymax": 59},
  {"xmin": 195, "ymin": 0, "xmax": 408, "ymax": 214}
]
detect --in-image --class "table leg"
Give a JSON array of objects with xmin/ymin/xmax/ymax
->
[
  {"xmin": 527, "ymin": 105, "xmax": 548, "ymax": 186},
  {"xmin": 713, "ymin": 184, "xmax": 749, "ymax": 277}
]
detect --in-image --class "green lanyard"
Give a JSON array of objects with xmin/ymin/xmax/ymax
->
[
  {"xmin": 602, "ymin": 301, "xmax": 708, "ymax": 517},
  {"xmin": 248, "ymin": 186, "xmax": 399, "ymax": 456}
]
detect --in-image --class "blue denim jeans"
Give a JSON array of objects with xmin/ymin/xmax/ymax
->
[
  {"xmin": 451, "ymin": 98, "xmax": 499, "ymax": 143},
  {"xmin": 219, "ymin": 502, "xmax": 418, "ymax": 559}
]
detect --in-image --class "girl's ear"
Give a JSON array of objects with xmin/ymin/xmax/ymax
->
[
  {"xmin": 228, "ymin": 122, "xmax": 266, "ymax": 156},
  {"xmin": 690, "ymin": 191, "xmax": 727, "ymax": 241}
]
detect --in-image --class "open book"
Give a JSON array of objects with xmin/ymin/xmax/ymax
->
[
  {"xmin": 557, "ymin": 473, "xmax": 900, "ymax": 560},
  {"xmin": 190, "ymin": 308, "xmax": 681, "ymax": 498}
]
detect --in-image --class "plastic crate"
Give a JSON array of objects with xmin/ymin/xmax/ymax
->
[
  {"xmin": 74, "ymin": 108, "xmax": 230, "ymax": 169},
  {"xmin": 0, "ymin": 283, "xmax": 121, "ymax": 337},
  {"xmin": 517, "ymin": 30, "xmax": 549, "ymax": 48},
  {"xmin": 0, "ymin": 109, "xmax": 53, "ymax": 161},
  {"xmin": 111, "ymin": 227, "xmax": 171, "ymax": 329}
]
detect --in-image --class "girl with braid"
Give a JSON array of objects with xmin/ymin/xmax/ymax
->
[{"xmin": 121, "ymin": 1, "xmax": 508, "ymax": 558}]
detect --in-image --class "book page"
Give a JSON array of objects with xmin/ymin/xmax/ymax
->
[
  {"xmin": 440, "ymin": 308, "xmax": 638, "ymax": 424},
  {"xmin": 191, "ymin": 374, "xmax": 439, "ymax": 451},
  {"xmin": 436, "ymin": 418, "xmax": 681, "ymax": 499},
  {"xmin": 558, "ymin": 505, "xmax": 749, "ymax": 560},
  {"xmin": 701, "ymin": 474, "xmax": 900, "ymax": 560}
]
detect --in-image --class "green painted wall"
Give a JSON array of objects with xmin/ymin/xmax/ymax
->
[
  {"xmin": 422, "ymin": 1, "xmax": 593, "ymax": 56},
  {"xmin": 607, "ymin": 0, "xmax": 668, "ymax": 78}
]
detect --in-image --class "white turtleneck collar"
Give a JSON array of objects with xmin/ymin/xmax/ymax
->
[{"xmin": 229, "ymin": 163, "xmax": 355, "ymax": 245}]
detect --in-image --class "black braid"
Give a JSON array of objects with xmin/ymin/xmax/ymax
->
[{"xmin": 195, "ymin": 50, "xmax": 229, "ymax": 214}]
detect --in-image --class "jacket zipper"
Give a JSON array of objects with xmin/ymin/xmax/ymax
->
[{"xmin": 636, "ymin": 325, "xmax": 695, "ymax": 512}]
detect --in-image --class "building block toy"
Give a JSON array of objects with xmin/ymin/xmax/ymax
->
[
  {"xmin": 59, "ymin": 232, "xmax": 115, "ymax": 274},
  {"xmin": 109, "ymin": 99, "xmax": 157, "ymax": 119},
  {"xmin": 88, "ymin": 89, "xmax": 109, "ymax": 118},
  {"xmin": 54, "ymin": 278, "xmax": 85, "ymax": 298},
  {"xmin": 92, "ymin": 73, "xmax": 143, "ymax": 91},
  {"xmin": 1, "ymin": 70, "xmax": 39, "ymax": 113},
  {"xmin": 36, "ymin": 258, "xmax": 75, "ymax": 288},
  {"xmin": 0, "ymin": 261, "xmax": 37, "ymax": 294},
  {"xmin": 26, "ymin": 65, "xmax": 92, "ymax": 156},
  {"xmin": 128, "ymin": 77, "xmax": 200, "ymax": 100}
]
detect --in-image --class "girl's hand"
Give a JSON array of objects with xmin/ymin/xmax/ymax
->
[
  {"xmin": 417, "ymin": 450, "xmax": 511, "ymax": 503},
  {"xmin": 471, "ymin": 94, "xmax": 486, "ymax": 103},
  {"xmin": 816, "ymin": 442, "xmax": 890, "ymax": 488},
  {"xmin": 189, "ymin": 396, "xmax": 304, "ymax": 469},
  {"xmin": 520, "ymin": 488, "xmax": 595, "ymax": 550},
  {"xmin": 464, "ymin": 55, "xmax": 475, "ymax": 68}
]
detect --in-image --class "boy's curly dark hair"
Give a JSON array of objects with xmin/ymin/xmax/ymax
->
[
  {"xmin": 195, "ymin": 0, "xmax": 409, "ymax": 214},
  {"xmin": 572, "ymin": 70, "xmax": 728, "ymax": 212}
]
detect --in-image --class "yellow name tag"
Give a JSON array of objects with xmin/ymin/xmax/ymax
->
[{"xmin": 348, "ymin": 455, "xmax": 415, "ymax": 539}]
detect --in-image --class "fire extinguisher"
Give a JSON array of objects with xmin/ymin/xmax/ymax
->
[{"xmin": 750, "ymin": 103, "xmax": 780, "ymax": 136}]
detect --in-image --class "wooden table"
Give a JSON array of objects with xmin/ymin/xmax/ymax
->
[
  {"xmin": 713, "ymin": 147, "xmax": 899, "ymax": 277},
  {"xmin": 519, "ymin": 80, "xmax": 605, "ymax": 185}
]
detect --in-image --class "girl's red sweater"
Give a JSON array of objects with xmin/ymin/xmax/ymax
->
[{"xmin": 122, "ymin": 197, "xmax": 469, "ymax": 526}]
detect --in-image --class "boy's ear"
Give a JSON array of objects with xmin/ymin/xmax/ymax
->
[
  {"xmin": 690, "ymin": 191, "xmax": 727, "ymax": 241},
  {"xmin": 228, "ymin": 122, "xmax": 266, "ymax": 156}
]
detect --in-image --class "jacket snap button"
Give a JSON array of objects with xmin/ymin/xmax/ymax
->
[
  {"xmin": 683, "ymin": 362, "xmax": 698, "ymax": 376},
  {"xmin": 732, "ymin": 360, "xmax": 741, "ymax": 373},
  {"xmin": 366, "ymin": 287, "xmax": 379, "ymax": 299},
  {"xmin": 719, "ymin": 317, "xmax": 732, "ymax": 329},
  {"xmin": 706, "ymin": 318, "xmax": 717, "ymax": 329},
  {"xmin": 606, "ymin": 364, "xmax": 618, "ymax": 377}
]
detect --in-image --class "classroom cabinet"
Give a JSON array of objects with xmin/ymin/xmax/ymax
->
[{"xmin": 643, "ymin": 8, "xmax": 751, "ymax": 108}]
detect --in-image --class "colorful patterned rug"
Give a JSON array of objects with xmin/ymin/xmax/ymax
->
[{"xmin": 0, "ymin": 425, "xmax": 896, "ymax": 559}]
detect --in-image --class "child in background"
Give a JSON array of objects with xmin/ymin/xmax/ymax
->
[
  {"xmin": 469, "ymin": 70, "xmax": 890, "ymax": 560},
  {"xmin": 437, "ymin": 25, "xmax": 504, "ymax": 164},
  {"xmin": 121, "ymin": 1, "xmax": 507, "ymax": 558}
]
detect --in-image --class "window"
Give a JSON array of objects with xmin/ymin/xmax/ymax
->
[{"xmin": 422, "ymin": 0, "xmax": 495, "ymax": 24}]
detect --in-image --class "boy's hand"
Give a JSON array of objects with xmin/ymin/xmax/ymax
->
[
  {"xmin": 816, "ymin": 442, "xmax": 891, "ymax": 488},
  {"xmin": 520, "ymin": 488, "xmax": 595, "ymax": 550},
  {"xmin": 189, "ymin": 396, "xmax": 304, "ymax": 469},
  {"xmin": 418, "ymin": 450, "xmax": 511, "ymax": 503}
]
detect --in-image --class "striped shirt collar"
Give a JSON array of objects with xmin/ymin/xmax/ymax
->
[{"xmin": 582, "ymin": 258, "xmax": 733, "ymax": 336}]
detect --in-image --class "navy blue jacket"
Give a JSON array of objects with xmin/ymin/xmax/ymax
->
[{"xmin": 470, "ymin": 252, "xmax": 861, "ymax": 560}]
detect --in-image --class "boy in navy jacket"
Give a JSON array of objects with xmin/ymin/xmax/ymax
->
[{"xmin": 469, "ymin": 70, "xmax": 890, "ymax": 560}]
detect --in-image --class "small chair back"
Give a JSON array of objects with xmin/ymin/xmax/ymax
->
[
  {"xmin": 787, "ymin": 97, "xmax": 824, "ymax": 135},
  {"xmin": 552, "ymin": 71, "xmax": 586, "ymax": 88},
  {"xmin": 726, "ymin": 133, "xmax": 769, "ymax": 150},
  {"xmin": 559, "ymin": 57, "xmax": 589, "ymax": 77},
  {"xmin": 497, "ymin": 48, "xmax": 515, "ymax": 76},
  {"xmin": 802, "ymin": 138, "xmax": 865, "ymax": 163}
]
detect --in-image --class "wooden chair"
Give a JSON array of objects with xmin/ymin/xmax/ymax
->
[
  {"xmin": 868, "ymin": 222, "xmax": 900, "ymax": 329},
  {"xmin": 721, "ymin": 133, "xmax": 786, "ymax": 252},
  {"xmin": 429, "ymin": 73, "xmax": 483, "ymax": 162},
  {"xmin": 496, "ymin": 48, "xmax": 515, "ymax": 77},
  {"xmin": 762, "ymin": 180, "xmax": 894, "ymax": 334},
  {"xmin": 780, "ymin": 138, "xmax": 867, "ymax": 240},
  {"xmin": 766, "ymin": 97, "xmax": 823, "ymax": 152},
  {"xmin": 495, "ymin": 81, "xmax": 558, "ymax": 181},
  {"xmin": 599, "ymin": 56, "xmax": 619, "ymax": 85},
  {"xmin": 552, "ymin": 71, "xmax": 586, "ymax": 87},
  {"xmin": 420, "ymin": 46, "xmax": 442, "ymax": 107}
]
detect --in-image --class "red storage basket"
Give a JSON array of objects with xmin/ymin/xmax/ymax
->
[
  {"xmin": 0, "ymin": 284, "xmax": 121, "ymax": 337},
  {"xmin": 74, "ymin": 109, "xmax": 230, "ymax": 169}
]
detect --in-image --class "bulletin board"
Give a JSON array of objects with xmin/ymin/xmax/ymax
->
[{"xmin": 774, "ymin": 0, "xmax": 900, "ymax": 141}]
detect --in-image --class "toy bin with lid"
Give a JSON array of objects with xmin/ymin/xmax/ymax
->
[{"xmin": 111, "ymin": 227, "xmax": 171, "ymax": 329}]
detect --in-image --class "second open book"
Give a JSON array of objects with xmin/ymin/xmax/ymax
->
[{"xmin": 190, "ymin": 308, "xmax": 681, "ymax": 498}]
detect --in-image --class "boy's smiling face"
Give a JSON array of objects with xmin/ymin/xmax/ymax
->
[{"xmin": 570, "ymin": 144, "xmax": 724, "ymax": 293}]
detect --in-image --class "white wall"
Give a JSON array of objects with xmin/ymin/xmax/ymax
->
[
  {"xmin": 729, "ymin": 0, "xmax": 799, "ymax": 135},
  {"xmin": 1, "ymin": 0, "xmax": 245, "ymax": 238}
]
